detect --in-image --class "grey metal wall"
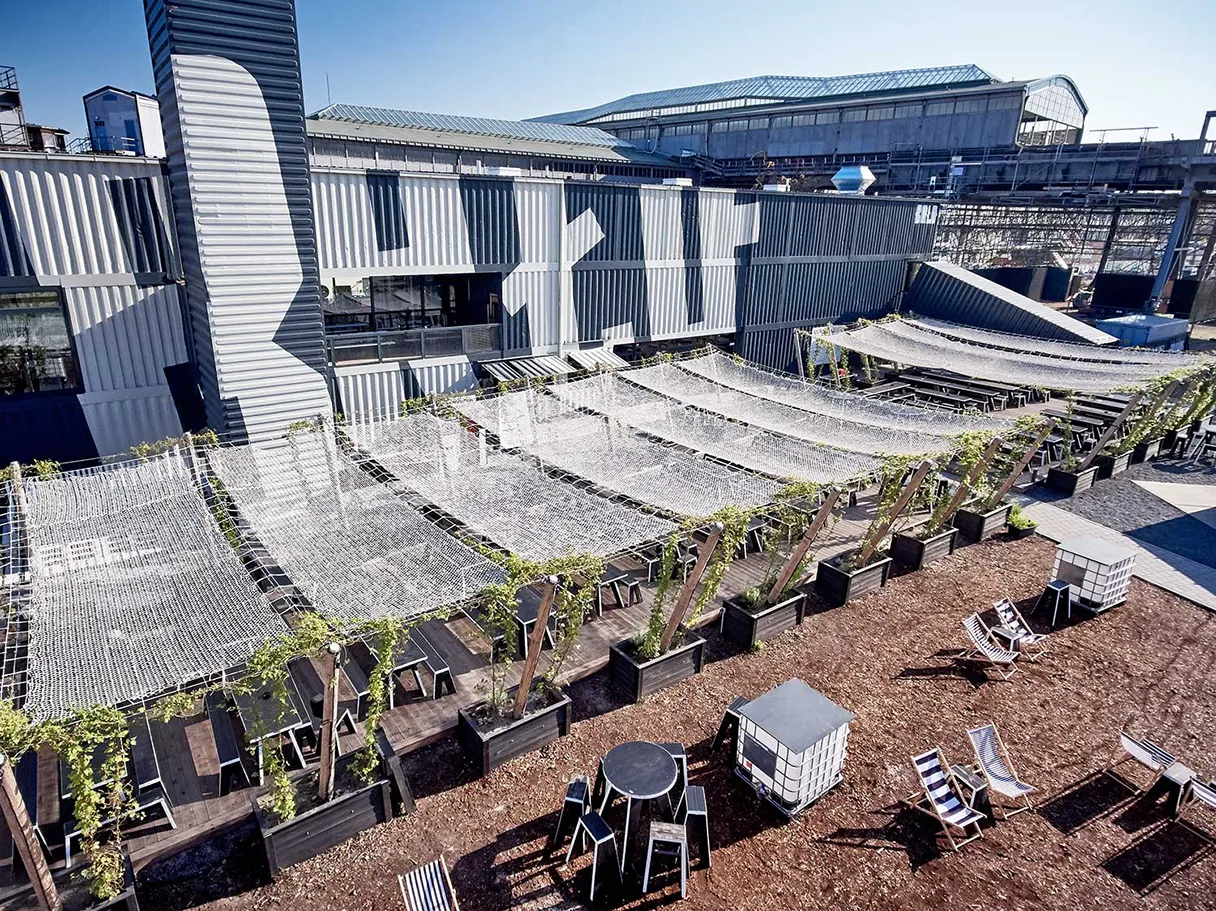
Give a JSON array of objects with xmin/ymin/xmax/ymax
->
[{"xmin": 146, "ymin": 0, "xmax": 333, "ymax": 441}]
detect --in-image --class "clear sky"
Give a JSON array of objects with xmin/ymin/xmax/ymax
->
[{"xmin": 3, "ymin": 0, "xmax": 1213, "ymax": 143}]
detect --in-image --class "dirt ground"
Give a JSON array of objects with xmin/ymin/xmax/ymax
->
[{"xmin": 141, "ymin": 535, "xmax": 1216, "ymax": 911}]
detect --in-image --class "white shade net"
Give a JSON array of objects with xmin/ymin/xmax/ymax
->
[
  {"xmin": 548, "ymin": 373, "xmax": 878, "ymax": 484},
  {"xmin": 348, "ymin": 413, "xmax": 678, "ymax": 562},
  {"xmin": 452, "ymin": 389, "xmax": 781, "ymax": 518},
  {"xmin": 626, "ymin": 361, "xmax": 961, "ymax": 456},
  {"xmin": 206, "ymin": 432, "xmax": 505, "ymax": 623},
  {"xmin": 819, "ymin": 320, "xmax": 1177, "ymax": 393},
  {"xmin": 677, "ymin": 349, "xmax": 1005, "ymax": 437},
  {"xmin": 17, "ymin": 450, "xmax": 288, "ymax": 720}
]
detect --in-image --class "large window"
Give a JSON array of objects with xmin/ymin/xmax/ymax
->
[
  {"xmin": 0, "ymin": 290, "xmax": 79, "ymax": 396},
  {"xmin": 323, "ymin": 274, "xmax": 502, "ymax": 334}
]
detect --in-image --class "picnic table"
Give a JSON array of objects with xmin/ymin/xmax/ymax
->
[
  {"xmin": 358, "ymin": 637, "xmax": 432, "ymax": 707},
  {"xmin": 231, "ymin": 676, "xmax": 312, "ymax": 784},
  {"xmin": 898, "ymin": 373, "xmax": 1000, "ymax": 411},
  {"xmin": 923, "ymin": 372, "xmax": 1026, "ymax": 407},
  {"xmin": 858, "ymin": 381, "xmax": 911, "ymax": 399}
]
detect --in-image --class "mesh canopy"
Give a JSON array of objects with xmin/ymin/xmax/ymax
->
[
  {"xmin": 626, "ymin": 361, "xmax": 959, "ymax": 455},
  {"xmin": 453, "ymin": 390, "xmax": 781, "ymax": 518},
  {"xmin": 548, "ymin": 373, "xmax": 878, "ymax": 484},
  {"xmin": 910, "ymin": 317, "xmax": 1211, "ymax": 367},
  {"xmin": 678, "ymin": 350, "xmax": 1005, "ymax": 436},
  {"xmin": 17, "ymin": 451, "xmax": 288, "ymax": 720},
  {"xmin": 207, "ymin": 433, "xmax": 505, "ymax": 623},
  {"xmin": 820, "ymin": 320, "xmax": 1175, "ymax": 393},
  {"xmin": 348, "ymin": 413, "xmax": 678, "ymax": 561}
]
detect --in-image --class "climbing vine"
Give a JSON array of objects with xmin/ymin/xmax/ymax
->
[
  {"xmin": 634, "ymin": 533, "xmax": 681, "ymax": 660},
  {"xmin": 351, "ymin": 615, "xmax": 412, "ymax": 783}
]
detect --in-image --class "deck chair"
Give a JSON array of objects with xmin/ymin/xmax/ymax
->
[
  {"xmin": 956, "ymin": 613, "xmax": 1019, "ymax": 680},
  {"xmin": 901, "ymin": 747, "xmax": 986, "ymax": 851},
  {"xmin": 992, "ymin": 598, "xmax": 1048, "ymax": 661},
  {"xmin": 967, "ymin": 722, "xmax": 1035, "ymax": 818},
  {"xmin": 1110, "ymin": 732, "xmax": 1176, "ymax": 792},
  {"xmin": 399, "ymin": 856, "xmax": 460, "ymax": 911},
  {"xmin": 1178, "ymin": 780, "xmax": 1216, "ymax": 839}
]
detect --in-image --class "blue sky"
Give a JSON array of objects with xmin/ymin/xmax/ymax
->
[{"xmin": 3, "ymin": 0, "xmax": 1213, "ymax": 142}]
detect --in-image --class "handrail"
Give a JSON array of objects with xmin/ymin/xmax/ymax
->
[{"xmin": 325, "ymin": 323, "xmax": 502, "ymax": 366}]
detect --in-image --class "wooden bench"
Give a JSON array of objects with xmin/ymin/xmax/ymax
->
[
  {"xmin": 206, "ymin": 692, "xmax": 249, "ymax": 797},
  {"xmin": 65, "ymin": 784, "xmax": 175, "ymax": 867},
  {"xmin": 288, "ymin": 657, "xmax": 358, "ymax": 736},
  {"xmin": 413, "ymin": 631, "xmax": 455, "ymax": 701},
  {"xmin": 130, "ymin": 714, "xmax": 163, "ymax": 794}
]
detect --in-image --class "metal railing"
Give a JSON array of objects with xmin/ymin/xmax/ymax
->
[
  {"xmin": 325, "ymin": 323, "xmax": 502, "ymax": 366},
  {"xmin": 0, "ymin": 66, "xmax": 17, "ymax": 93}
]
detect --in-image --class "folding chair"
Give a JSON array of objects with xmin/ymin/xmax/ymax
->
[
  {"xmin": 399, "ymin": 856, "xmax": 460, "ymax": 911},
  {"xmin": 1178, "ymin": 780, "xmax": 1216, "ymax": 840},
  {"xmin": 956, "ymin": 613, "xmax": 1019, "ymax": 680},
  {"xmin": 900, "ymin": 747, "xmax": 986, "ymax": 852},
  {"xmin": 1110, "ymin": 731, "xmax": 1176, "ymax": 792},
  {"xmin": 967, "ymin": 722, "xmax": 1036, "ymax": 818},
  {"xmin": 992, "ymin": 598, "xmax": 1048, "ymax": 661}
]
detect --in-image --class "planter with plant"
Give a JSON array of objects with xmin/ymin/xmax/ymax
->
[
  {"xmin": 1005, "ymin": 504, "xmax": 1038, "ymax": 539},
  {"xmin": 610, "ymin": 516, "xmax": 738, "ymax": 701},
  {"xmin": 952, "ymin": 418, "xmax": 1054, "ymax": 544},
  {"xmin": 1046, "ymin": 396, "xmax": 1099, "ymax": 495}
]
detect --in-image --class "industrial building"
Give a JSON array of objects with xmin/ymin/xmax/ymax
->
[{"xmin": 83, "ymin": 86, "xmax": 166, "ymax": 157}]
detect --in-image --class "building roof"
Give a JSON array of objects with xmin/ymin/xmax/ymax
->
[
  {"xmin": 83, "ymin": 85, "xmax": 158, "ymax": 103},
  {"xmin": 739, "ymin": 679, "xmax": 854, "ymax": 753},
  {"xmin": 532, "ymin": 64, "xmax": 999, "ymax": 125}
]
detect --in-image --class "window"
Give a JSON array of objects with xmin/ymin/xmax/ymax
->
[
  {"xmin": 771, "ymin": 115, "xmax": 793, "ymax": 130},
  {"xmin": 748, "ymin": 117, "xmax": 769, "ymax": 130},
  {"xmin": 792, "ymin": 114, "xmax": 816, "ymax": 127},
  {"xmin": 955, "ymin": 98, "xmax": 987, "ymax": 114},
  {"xmin": 816, "ymin": 111, "xmax": 840, "ymax": 124},
  {"xmin": 0, "ymin": 290, "xmax": 78, "ymax": 396},
  {"xmin": 325, "ymin": 274, "xmax": 502, "ymax": 336},
  {"xmin": 842, "ymin": 109, "xmax": 867, "ymax": 123},
  {"xmin": 987, "ymin": 94, "xmax": 1022, "ymax": 111},
  {"xmin": 867, "ymin": 106, "xmax": 894, "ymax": 121},
  {"xmin": 925, "ymin": 100, "xmax": 954, "ymax": 116},
  {"xmin": 894, "ymin": 103, "xmax": 921, "ymax": 119},
  {"xmin": 711, "ymin": 121, "xmax": 729, "ymax": 133},
  {"xmin": 727, "ymin": 119, "xmax": 749, "ymax": 132}
]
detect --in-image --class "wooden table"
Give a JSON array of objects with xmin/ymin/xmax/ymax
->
[{"xmin": 231, "ymin": 677, "xmax": 312, "ymax": 784}]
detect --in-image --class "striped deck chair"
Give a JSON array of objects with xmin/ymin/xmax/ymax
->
[
  {"xmin": 957, "ymin": 613, "xmax": 1019, "ymax": 680},
  {"xmin": 992, "ymin": 598, "xmax": 1048, "ymax": 661},
  {"xmin": 399, "ymin": 856, "xmax": 460, "ymax": 911},
  {"xmin": 1110, "ymin": 732, "xmax": 1176, "ymax": 793},
  {"xmin": 1178, "ymin": 780, "xmax": 1216, "ymax": 839},
  {"xmin": 967, "ymin": 722, "xmax": 1035, "ymax": 818},
  {"xmin": 901, "ymin": 747, "xmax": 986, "ymax": 851}
]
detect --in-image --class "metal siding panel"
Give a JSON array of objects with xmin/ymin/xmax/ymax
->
[
  {"xmin": 65, "ymin": 284, "xmax": 188, "ymax": 393},
  {"xmin": 78, "ymin": 387, "xmax": 183, "ymax": 457},
  {"xmin": 405, "ymin": 359, "xmax": 477, "ymax": 397},
  {"xmin": 503, "ymin": 268, "xmax": 559, "ymax": 350},
  {"xmin": 335, "ymin": 363, "xmax": 406, "ymax": 421}
]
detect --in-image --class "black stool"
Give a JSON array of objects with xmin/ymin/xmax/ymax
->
[
  {"xmin": 711, "ymin": 696, "xmax": 749, "ymax": 753},
  {"xmin": 659, "ymin": 742, "xmax": 688, "ymax": 813},
  {"xmin": 565, "ymin": 811, "xmax": 621, "ymax": 902},
  {"xmin": 677, "ymin": 785, "xmax": 711, "ymax": 869},
  {"xmin": 642, "ymin": 821, "xmax": 688, "ymax": 898},
  {"xmin": 1039, "ymin": 580, "xmax": 1071, "ymax": 627},
  {"xmin": 550, "ymin": 773, "xmax": 589, "ymax": 852}
]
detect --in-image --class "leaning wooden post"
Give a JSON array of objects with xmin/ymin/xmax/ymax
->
[
  {"xmin": 0, "ymin": 754, "xmax": 59, "ymax": 911},
  {"xmin": 984, "ymin": 420, "xmax": 1056, "ymax": 510},
  {"xmin": 512, "ymin": 576, "xmax": 558, "ymax": 720},
  {"xmin": 318, "ymin": 642, "xmax": 341, "ymax": 803},
  {"xmin": 659, "ymin": 522, "xmax": 725, "ymax": 654},
  {"xmin": 766, "ymin": 490, "xmax": 841, "ymax": 605},
  {"xmin": 1078, "ymin": 387, "xmax": 1156, "ymax": 471},
  {"xmin": 936, "ymin": 435, "xmax": 1005, "ymax": 527},
  {"xmin": 857, "ymin": 459, "xmax": 935, "ymax": 566}
]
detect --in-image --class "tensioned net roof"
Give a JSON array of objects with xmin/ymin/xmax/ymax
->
[
  {"xmin": 819, "ymin": 319, "xmax": 1195, "ymax": 393},
  {"xmin": 15, "ymin": 450, "xmax": 288, "ymax": 720},
  {"xmin": 625, "ymin": 361, "xmax": 962, "ymax": 456},
  {"xmin": 452, "ymin": 389, "xmax": 780, "ymax": 518},
  {"xmin": 348, "ymin": 413, "xmax": 678, "ymax": 562},
  {"xmin": 206, "ymin": 433, "xmax": 505, "ymax": 624},
  {"xmin": 549, "ymin": 373, "xmax": 878, "ymax": 484}
]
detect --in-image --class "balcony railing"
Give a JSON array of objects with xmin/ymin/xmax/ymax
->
[{"xmin": 326, "ymin": 323, "xmax": 502, "ymax": 367}]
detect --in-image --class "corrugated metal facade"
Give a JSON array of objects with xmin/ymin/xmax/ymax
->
[
  {"xmin": 333, "ymin": 362, "xmax": 406, "ymax": 421},
  {"xmin": 146, "ymin": 0, "xmax": 333, "ymax": 441}
]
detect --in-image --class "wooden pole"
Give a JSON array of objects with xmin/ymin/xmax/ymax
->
[
  {"xmin": 512, "ymin": 576, "xmax": 558, "ymax": 720},
  {"xmin": 0, "ymin": 754, "xmax": 59, "ymax": 911},
  {"xmin": 659, "ymin": 522, "xmax": 724, "ymax": 654},
  {"xmin": 857, "ymin": 460, "xmax": 935, "ymax": 566},
  {"xmin": 1078, "ymin": 388, "xmax": 1153, "ymax": 471},
  {"xmin": 935, "ymin": 435, "xmax": 1005, "ymax": 528},
  {"xmin": 317, "ymin": 642, "xmax": 340, "ymax": 802},
  {"xmin": 766, "ymin": 490, "xmax": 841, "ymax": 605},
  {"xmin": 984, "ymin": 420, "xmax": 1056, "ymax": 510}
]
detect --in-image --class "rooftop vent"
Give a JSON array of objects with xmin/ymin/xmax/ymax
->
[{"xmin": 831, "ymin": 165, "xmax": 876, "ymax": 195}]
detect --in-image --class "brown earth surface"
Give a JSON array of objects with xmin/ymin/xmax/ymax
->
[{"xmin": 144, "ymin": 535, "xmax": 1216, "ymax": 911}]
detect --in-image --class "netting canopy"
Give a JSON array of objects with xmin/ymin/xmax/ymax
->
[
  {"xmin": 548, "ymin": 373, "xmax": 878, "ymax": 485},
  {"xmin": 677, "ymin": 349, "xmax": 1005, "ymax": 437},
  {"xmin": 206, "ymin": 432, "xmax": 505, "ymax": 624},
  {"xmin": 818, "ymin": 319, "xmax": 1184, "ymax": 393},
  {"xmin": 625, "ymin": 361, "xmax": 960, "ymax": 456},
  {"xmin": 15, "ymin": 450, "xmax": 288, "ymax": 720},
  {"xmin": 348, "ymin": 413, "xmax": 678, "ymax": 562},
  {"xmin": 452, "ymin": 390, "xmax": 781, "ymax": 518}
]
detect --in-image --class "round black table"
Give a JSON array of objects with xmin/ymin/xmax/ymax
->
[{"xmin": 597, "ymin": 741, "xmax": 679, "ymax": 872}]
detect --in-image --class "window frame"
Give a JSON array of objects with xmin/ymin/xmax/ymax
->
[{"xmin": 0, "ymin": 288, "xmax": 82, "ymax": 398}]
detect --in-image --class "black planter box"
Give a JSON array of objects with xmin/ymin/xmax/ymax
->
[
  {"xmin": 1094, "ymin": 450, "xmax": 1132, "ymax": 479},
  {"xmin": 457, "ymin": 690, "xmax": 571, "ymax": 776},
  {"xmin": 87, "ymin": 853, "xmax": 139, "ymax": 910},
  {"xmin": 1131, "ymin": 437, "xmax": 1162, "ymax": 464},
  {"xmin": 952, "ymin": 503, "xmax": 1012, "ymax": 545},
  {"xmin": 1046, "ymin": 466, "xmax": 1098, "ymax": 495},
  {"xmin": 609, "ymin": 632, "xmax": 706, "ymax": 703},
  {"xmin": 890, "ymin": 527, "xmax": 959, "ymax": 569},
  {"xmin": 721, "ymin": 591, "xmax": 805, "ymax": 649},
  {"xmin": 255, "ymin": 761, "xmax": 394, "ymax": 877},
  {"xmin": 814, "ymin": 554, "xmax": 892, "ymax": 606},
  {"xmin": 1007, "ymin": 524, "xmax": 1036, "ymax": 539}
]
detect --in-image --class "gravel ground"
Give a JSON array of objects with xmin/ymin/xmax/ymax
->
[
  {"xmin": 1047, "ymin": 459, "xmax": 1216, "ymax": 568},
  {"xmin": 138, "ymin": 536, "xmax": 1216, "ymax": 911}
]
